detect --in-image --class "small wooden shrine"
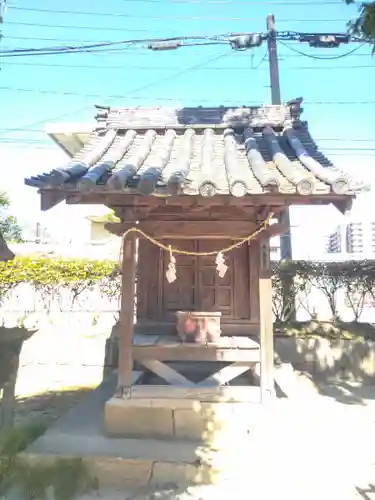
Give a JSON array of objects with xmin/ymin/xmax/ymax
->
[{"xmin": 25, "ymin": 99, "xmax": 366, "ymax": 438}]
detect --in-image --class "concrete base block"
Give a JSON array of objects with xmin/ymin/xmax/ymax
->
[
  {"xmin": 104, "ymin": 396, "xmax": 262, "ymax": 442},
  {"xmin": 104, "ymin": 398, "xmax": 174, "ymax": 439}
]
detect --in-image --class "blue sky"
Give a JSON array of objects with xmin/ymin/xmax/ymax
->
[{"xmin": 0, "ymin": 0, "xmax": 374, "ymax": 256}]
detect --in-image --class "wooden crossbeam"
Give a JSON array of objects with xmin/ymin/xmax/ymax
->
[
  {"xmin": 198, "ymin": 361, "xmax": 253, "ymax": 387},
  {"xmin": 140, "ymin": 359, "xmax": 195, "ymax": 387}
]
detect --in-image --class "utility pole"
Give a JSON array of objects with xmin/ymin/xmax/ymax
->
[{"xmin": 266, "ymin": 13, "xmax": 292, "ymax": 260}]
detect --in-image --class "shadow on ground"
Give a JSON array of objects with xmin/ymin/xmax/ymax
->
[
  {"xmin": 357, "ymin": 484, "xmax": 375, "ymax": 500},
  {"xmin": 1, "ymin": 327, "xmax": 117, "ymax": 431},
  {"xmin": 14, "ymin": 387, "xmax": 94, "ymax": 427}
]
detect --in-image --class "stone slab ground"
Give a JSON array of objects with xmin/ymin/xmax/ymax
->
[
  {"xmin": 23, "ymin": 374, "xmax": 375, "ymax": 499},
  {"xmin": 9, "ymin": 322, "xmax": 375, "ymax": 499}
]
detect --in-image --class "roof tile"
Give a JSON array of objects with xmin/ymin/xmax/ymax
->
[{"xmin": 25, "ymin": 101, "xmax": 368, "ymax": 198}]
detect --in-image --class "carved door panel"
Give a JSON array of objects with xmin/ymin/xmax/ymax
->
[
  {"xmin": 197, "ymin": 240, "xmax": 234, "ymax": 318},
  {"xmin": 161, "ymin": 239, "xmax": 197, "ymax": 319}
]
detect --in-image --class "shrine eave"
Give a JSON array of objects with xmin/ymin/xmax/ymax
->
[{"xmin": 26, "ymin": 100, "xmax": 369, "ymax": 211}]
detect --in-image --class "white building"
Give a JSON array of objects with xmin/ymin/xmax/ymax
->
[
  {"xmin": 326, "ymin": 219, "xmax": 375, "ymax": 257},
  {"xmin": 12, "ymin": 214, "xmax": 121, "ymax": 260}
]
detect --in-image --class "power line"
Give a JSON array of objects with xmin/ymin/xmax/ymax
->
[
  {"xmin": 5, "ymin": 35, "xmax": 125, "ymax": 44},
  {"xmin": 6, "ymin": 6, "xmax": 352, "ymax": 22},
  {"xmin": 116, "ymin": 0, "xmax": 344, "ymax": 4},
  {"xmin": 7, "ymin": 1, "xmax": 346, "ymax": 6},
  {"xmin": 2, "ymin": 60, "xmax": 374, "ymax": 70},
  {"xmin": 3, "ymin": 127, "xmax": 374, "ymax": 144},
  {"xmin": 1, "ymin": 144, "xmax": 372, "ymax": 156},
  {"xmin": 2, "ymin": 138, "xmax": 375, "ymax": 151},
  {"xmin": 5, "ymin": 21, "xmax": 175, "ymax": 33},
  {"xmin": 0, "ymin": 85, "xmax": 374, "ymax": 107},
  {"xmin": 0, "ymin": 105, "xmax": 94, "ymax": 135},
  {"xmin": 5, "ymin": 19, "xmax": 352, "ymax": 33},
  {"xmin": 278, "ymin": 41, "xmax": 367, "ymax": 59},
  {"xmin": 5, "ymin": 6, "xmax": 339, "ymax": 22},
  {"xmin": 0, "ymin": 41, "xmax": 227, "ymax": 58},
  {"xmin": 2, "ymin": 42, "xmax": 372, "ymax": 59},
  {"xmin": 1, "ymin": 29, "xmax": 371, "ymax": 58},
  {"xmin": 7, "ymin": 35, "xmax": 372, "ymax": 52},
  {"xmin": 0, "ymin": 51, "xmax": 231, "ymax": 134},
  {"xmin": 0, "ymin": 32, "xmax": 230, "ymax": 58},
  {"xmin": 2, "ymin": 136, "xmax": 374, "ymax": 150},
  {"xmin": 3, "ymin": 127, "xmax": 375, "ymax": 143}
]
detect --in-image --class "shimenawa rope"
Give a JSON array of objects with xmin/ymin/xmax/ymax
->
[{"xmin": 120, "ymin": 212, "xmax": 274, "ymax": 257}]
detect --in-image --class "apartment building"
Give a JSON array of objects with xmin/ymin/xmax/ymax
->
[{"xmin": 326, "ymin": 219, "xmax": 375, "ymax": 256}]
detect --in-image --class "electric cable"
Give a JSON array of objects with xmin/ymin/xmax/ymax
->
[
  {"xmin": 279, "ymin": 40, "xmax": 367, "ymax": 59},
  {"xmin": 0, "ymin": 86, "xmax": 374, "ymax": 107},
  {"xmin": 0, "ymin": 33, "xmax": 231, "ymax": 57},
  {"xmin": 0, "ymin": 52, "xmax": 231, "ymax": 134},
  {"xmin": 5, "ymin": 6, "xmax": 351, "ymax": 22},
  {"xmin": 8, "ymin": 1, "xmax": 346, "ymax": 7},
  {"xmin": 2, "ymin": 60, "xmax": 374, "ymax": 70},
  {"xmin": 0, "ymin": 28, "xmax": 371, "ymax": 59},
  {"xmin": 4, "ymin": 19, "xmax": 353, "ymax": 34}
]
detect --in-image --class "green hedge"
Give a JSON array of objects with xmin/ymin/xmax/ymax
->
[
  {"xmin": 0, "ymin": 257, "xmax": 373, "ymax": 322},
  {"xmin": 0, "ymin": 257, "xmax": 120, "ymax": 306},
  {"xmin": 272, "ymin": 260, "xmax": 375, "ymax": 322},
  {"xmin": 0, "ymin": 257, "xmax": 117, "ymax": 285}
]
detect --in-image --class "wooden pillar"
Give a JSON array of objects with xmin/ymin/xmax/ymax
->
[
  {"xmin": 117, "ymin": 233, "xmax": 136, "ymax": 397},
  {"xmin": 259, "ymin": 237, "xmax": 275, "ymax": 403}
]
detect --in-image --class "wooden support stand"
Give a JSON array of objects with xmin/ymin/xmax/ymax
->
[
  {"xmin": 258, "ymin": 238, "xmax": 275, "ymax": 403},
  {"xmin": 116, "ymin": 233, "xmax": 136, "ymax": 396},
  {"xmin": 133, "ymin": 335, "xmax": 260, "ymax": 390},
  {"xmin": 105, "ymin": 334, "xmax": 262, "ymax": 440}
]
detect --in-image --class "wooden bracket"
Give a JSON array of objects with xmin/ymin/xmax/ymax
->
[
  {"xmin": 255, "ymin": 205, "xmax": 270, "ymax": 224},
  {"xmin": 40, "ymin": 190, "xmax": 67, "ymax": 211},
  {"xmin": 332, "ymin": 198, "xmax": 353, "ymax": 215}
]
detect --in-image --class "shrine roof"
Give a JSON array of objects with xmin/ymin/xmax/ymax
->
[{"xmin": 25, "ymin": 99, "xmax": 368, "ymax": 200}]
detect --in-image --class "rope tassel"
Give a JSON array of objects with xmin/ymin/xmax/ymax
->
[
  {"xmin": 166, "ymin": 245, "xmax": 177, "ymax": 283},
  {"xmin": 215, "ymin": 252, "xmax": 228, "ymax": 278}
]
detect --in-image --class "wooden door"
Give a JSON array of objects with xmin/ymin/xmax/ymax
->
[
  {"xmin": 161, "ymin": 239, "xmax": 197, "ymax": 320},
  {"xmin": 137, "ymin": 238, "xmax": 252, "ymax": 323},
  {"xmin": 161, "ymin": 239, "xmax": 250, "ymax": 320},
  {"xmin": 197, "ymin": 240, "xmax": 233, "ymax": 318}
]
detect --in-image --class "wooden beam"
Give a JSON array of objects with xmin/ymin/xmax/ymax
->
[
  {"xmin": 49, "ymin": 189, "xmax": 353, "ymax": 209},
  {"xmin": 40, "ymin": 191, "xmax": 67, "ymax": 211},
  {"xmin": 117, "ymin": 233, "xmax": 137, "ymax": 396},
  {"xmin": 139, "ymin": 359, "xmax": 195, "ymax": 387},
  {"xmin": 106, "ymin": 220, "xmax": 258, "ymax": 239},
  {"xmin": 130, "ymin": 385, "xmax": 261, "ymax": 403},
  {"xmin": 197, "ymin": 361, "xmax": 253, "ymax": 387},
  {"xmin": 132, "ymin": 344, "xmax": 260, "ymax": 363},
  {"xmin": 258, "ymin": 237, "xmax": 275, "ymax": 403},
  {"xmin": 263, "ymin": 222, "xmax": 289, "ymax": 238},
  {"xmin": 332, "ymin": 197, "xmax": 353, "ymax": 215},
  {"xmin": 255, "ymin": 205, "xmax": 270, "ymax": 223}
]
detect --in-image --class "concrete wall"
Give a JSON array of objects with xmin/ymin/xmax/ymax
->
[{"xmin": 275, "ymin": 337, "xmax": 375, "ymax": 383}]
